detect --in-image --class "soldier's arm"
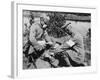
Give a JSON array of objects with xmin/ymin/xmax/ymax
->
[
  {"xmin": 71, "ymin": 34, "xmax": 85, "ymax": 62},
  {"xmin": 29, "ymin": 24, "xmax": 46, "ymax": 50},
  {"xmin": 29, "ymin": 25, "xmax": 39, "ymax": 47}
]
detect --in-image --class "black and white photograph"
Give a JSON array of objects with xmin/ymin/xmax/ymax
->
[{"xmin": 23, "ymin": 10, "xmax": 91, "ymax": 69}]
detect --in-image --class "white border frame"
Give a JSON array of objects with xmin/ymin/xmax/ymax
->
[{"xmin": 11, "ymin": 1, "xmax": 97, "ymax": 78}]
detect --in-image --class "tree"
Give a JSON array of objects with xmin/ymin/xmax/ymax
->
[{"xmin": 47, "ymin": 13, "xmax": 66, "ymax": 38}]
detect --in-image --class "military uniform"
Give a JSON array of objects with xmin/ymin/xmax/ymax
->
[
  {"xmin": 28, "ymin": 18, "xmax": 51, "ymax": 68},
  {"xmin": 44, "ymin": 30, "xmax": 85, "ymax": 66},
  {"xmin": 63, "ymin": 27, "xmax": 85, "ymax": 66},
  {"xmin": 29, "ymin": 22, "xmax": 43, "ymax": 47}
]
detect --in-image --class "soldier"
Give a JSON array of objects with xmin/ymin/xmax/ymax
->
[
  {"xmin": 28, "ymin": 14, "xmax": 52, "ymax": 68},
  {"xmin": 61, "ymin": 23, "xmax": 85, "ymax": 66},
  {"xmin": 47, "ymin": 22, "xmax": 85, "ymax": 67}
]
